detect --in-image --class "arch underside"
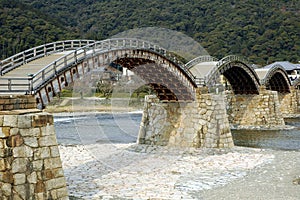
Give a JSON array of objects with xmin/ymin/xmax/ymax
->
[
  {"xmin": 113, "ymin": 57, "xmax": 194, "ymax": 101},
  {"xmin": 222, "ymin": 66, "xmax": 259, "ymax": 94},
  {"xmin": 266, "ymin": 72, "xmax": 290, "ymax": 93}
]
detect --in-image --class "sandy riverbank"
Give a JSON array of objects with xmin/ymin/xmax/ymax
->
[{"xmin": 58, "ymin": 143, "xmax": 300, "ymax": 199}]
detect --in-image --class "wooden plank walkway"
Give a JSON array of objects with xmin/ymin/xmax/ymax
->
[{"xmin": 0, "ymin": 52, "xmax": 71, "ymax": 94}]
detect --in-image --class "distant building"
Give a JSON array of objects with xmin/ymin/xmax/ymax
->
[{"xmin": 263, "ymin": 61, "xmax": 300, "ymax": 83}]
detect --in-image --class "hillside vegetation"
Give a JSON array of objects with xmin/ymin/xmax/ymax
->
[{"xmin": 1, "ymin": 0, "xmax": 300, "ymax": 65}]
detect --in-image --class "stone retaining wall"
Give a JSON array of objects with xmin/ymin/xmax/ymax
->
[
  {"xmin": 278, "ymin": 89, "xmax": 298, "ymax": 116},
  {"xmin": 137, "ymin": 90, "xmax": 234, "ymax": 148},
  {"xmin": 0, "ymin": 109, "xmax": 68, "ymax": 200},
  {"xmin": 225, "ymin": 87, "xmax": 285, "ymax": 126},
  {"xmin": 0, "ymin": 95, "xmax": 36, "ymax": 111}
]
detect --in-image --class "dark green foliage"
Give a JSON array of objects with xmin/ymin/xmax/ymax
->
[
  {"xmin": 0, "ymin": 0, "xmax": 78, "ymax": 59},
  {"xmin": 1, "ymin": 0, "xmax": 300, "ymax": 65}
]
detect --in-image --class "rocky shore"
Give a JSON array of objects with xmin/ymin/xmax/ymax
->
[{"xmin": 57, "ymin": 143, "xmax": 300, "ymax": 199}]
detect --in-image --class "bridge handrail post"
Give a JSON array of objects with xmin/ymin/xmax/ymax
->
[
  {"xmin": 42, "ymin": 71, "xmax": 45, "ymax": 82},
  {"xmin": 64, "ymin": 57, "xmax": 67, "ymax": 68},
  {"xmin": 53, "ymin": 61, "xmax": 57, "ymax": 75},
  {"xmin": 43, "ymin": 46, "xmax": 46, "ymax": 56},
  {"xmin": 74, "ymin": 51, "xmax": 78, "ymax": 63},
  {"xmin": 22, "ymin": 52, "xmax": 25, "ymax": 64},
  {"xmin": 8, "ymin": 79, "xmax": 11, "ymax": 91},
  {"xmin": 28, "ymin": 77, "xmax": 33, "ymax": 94},
  {"xmin": 33, "ymin": 48, "xmax": 37, "ymax": 57}
]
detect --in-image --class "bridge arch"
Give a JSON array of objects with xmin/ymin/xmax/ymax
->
[
  {"xmin": 255, "ymin": 65, "xmax": 291, "ymax": 93},
  {"xmin": 103, "ymin": 49, "xmax": 197, "ymax": 101},
  {"xmin": 205, "ymin": 55, "xmax": 260, "ymax": 94},
  {"xmin": 0, "ymin": 39, "xmax": 197, "ymax": 107}
]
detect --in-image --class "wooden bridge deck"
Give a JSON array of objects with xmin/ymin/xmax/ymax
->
[{"xmin": 0, "ymin": 52, "xmax": 73, "ymax": 94}]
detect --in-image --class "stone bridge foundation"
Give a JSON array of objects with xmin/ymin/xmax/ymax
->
[
  {"xmin": 0, "ymin": 96, "xmax": 68, "ymax": 200},
  {"xmin": 225, "ymin": 86, "xmax": 285, "ymax": 127},
  {"xmin": 278, "ymin": 88, "xmax": 299, "ymax": 116},
  {"xmin": 137, "ymin": 89, "xmax": 234, "ymax": 148}
]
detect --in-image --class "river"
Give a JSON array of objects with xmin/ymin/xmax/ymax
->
[{"xmin": 54, "ymin": 113, "xmax": 300, "ymax": 151}]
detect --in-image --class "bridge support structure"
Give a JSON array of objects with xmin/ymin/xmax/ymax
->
[
  {"xmin": 225, "ymin": 86, "xmax": 285, "ymax": 127},
  {"xmin": 0, "ymin": 96, "xmax": 68, "ymax": 199},
  {"xmin": 278, "ymin": 88, "xmax": 299, "ymax": 117},
  {"xmin": 137, "ymin": 88, "xmax": 234, "ymax": 148}
]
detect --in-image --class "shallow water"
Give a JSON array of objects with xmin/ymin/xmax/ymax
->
[
  {"xmin": 54, "ymin": 113, "xmax": 141, "ymax": 145},
  {"xmin": 232, "ymin": 118, "xmax": 300, "ymax": 151},
  {"xmin": 54, "ymin": 114, "xmax": 300, "ymax": 151}
]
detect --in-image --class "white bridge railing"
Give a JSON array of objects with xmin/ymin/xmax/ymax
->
[
  {"xmin": 0, "ymin": 40, "xmax": 95, "ymax": 75},
  {"xmin": 204, "ymin": 55, "xmax": 249, "ymax": 86},
  {"xmin": 0, "ymin": 38, "xmax": 197, "ymax": 94},
  {"xmin": 184, "ymin": 55, "xmax": 218, "ymax": 69}
]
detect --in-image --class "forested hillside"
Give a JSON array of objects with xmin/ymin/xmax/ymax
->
[
  {"xmin": 1, "ymin": 0, "xmax": 300, "ymax": 65},
  {"xmin": 0, "ymin": 0, "xmax": 77, "ymax": 58}
]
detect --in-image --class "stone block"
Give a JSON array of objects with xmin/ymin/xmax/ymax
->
[
  {"xmin": 27, "ymin": 172, "xmax": 37, "ymax": 184},
  {"xmin": 11, "ymin": 158, "xmax": 28, "ymax": 173},
  {"xmin": 9, "ymin": 128, "xmax": 19, "ymax": 136},
  {"xmin": 0, "ymin": 127, "xmax": 10, "ymax": 138},
  {"xmin": 1, "ymin": 171, "xmax": 13, "ymax": 183},
  {"xmin": 19, "ymin": 128, "xmax": 40, "ymax": 137},
  {"xmin": 0, "ymin": 158, "xmax": 7, "ymax": 171},
  {"xmin": 35, "ymin": 147, "xmax": 51, "ymax": 159},
  {"xmin": 32, "ymin": 114, "xmax": 53, "ymax": 127},
  {"xmin": 42, "ymin": 169, "xmax": 55, "ymax": 180},
  {"xmin": 23, "ymin": 137, "xmax": 38, "ymax": 148},
  {"xmin": 50, "ymin": 146, "xmax": 60, "ymax": 157},
  {"xmin": 35, "ymin": 193, "xmax": 45, "ymax": 200},
  {"xmin": 17, "ymin": 115, "xmax": 32, "ymax": 128},
  {"xmin": 3, "ymin": 115, "xmax": 18, "ymax": 127},
  {"xmin": 39, "ymin": 135, "xmax": 58, "ymax": 147},
  {"xmin": 0, "ymin": 116, "xmax": 3, "ymax": 126},
  {"xmin": 44, "ymin": 157, "xmax": 62, "ymax": 170},
  {"xmin": 45, "ymin": 177, "xmax": 66, "ymax": 191},
  {"xmin": 13, "ymin": 194, "xmax": 23, "ymax": 200},
  {"xmin": 14, "ymin": 185, "xmax": 26, "ymax": 200},
  {"xmin": 40, "ymin": 125, "xmax": 55, "ymax": 136},
  {"xmin": 0, "ymin": 149, "xmax": 7, "ymax": 158},
  {"xmin": 13, "ymin": 173, "xmax": 26, "ymax": 185},
  {"xmin": 1, "ymin": 183, "xmax": 12, "ymax": 196},
  {"xmin": 6, "ymin": 134, "xmax": 24, "ymax": 147},
  {"xmin": 32, "ymin": 160, "xmax": 43, "ymax": 171},
  {"xmin": 56, "ymin": 187, "xmax": 69, "ymax": 198},
  {"xmin": 13, "ymin": 145, "xmax": 33, "ymax": 158},
  {"xmin": 35, "ymin": 181, "xmax": 46, "ymax": 193}
]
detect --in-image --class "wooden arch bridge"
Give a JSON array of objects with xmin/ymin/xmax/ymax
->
[{"xmin": 0, "ymin": 39, "xmax": 296, "ymax": 108}]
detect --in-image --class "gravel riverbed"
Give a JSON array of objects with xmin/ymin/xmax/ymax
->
[{"xmin": 58, "ymin": 143, "xmax": 300, "ymax": 199}]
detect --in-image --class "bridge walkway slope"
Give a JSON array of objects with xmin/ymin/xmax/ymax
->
[{"xmin": 0, "ymin": 52, "xmax": 73, "ymax": 94}]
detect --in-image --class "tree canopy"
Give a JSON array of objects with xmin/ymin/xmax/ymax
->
[{"xmin": 1, "ymin": 0, "xmax": 300, "ymax": 65}]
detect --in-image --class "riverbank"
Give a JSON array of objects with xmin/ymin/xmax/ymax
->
[{"xmin": 58, "ymin": 143, "xmax": 300, "ymax": 199}]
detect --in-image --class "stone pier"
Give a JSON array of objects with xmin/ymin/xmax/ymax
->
[
  {"xmin": 225, "ymin": 86, "xmax": 285, "ymax": 127},
  {"xmin": 137, "ymin": 89, "xmax": 234, "ymax": 148},
  {"xmin": 0, "ymin": 96, "xmax": 68, "ymax": 200},
  {"xmin": 278, "ymin": 88, "xmax": 299, "ymax": 116}
]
